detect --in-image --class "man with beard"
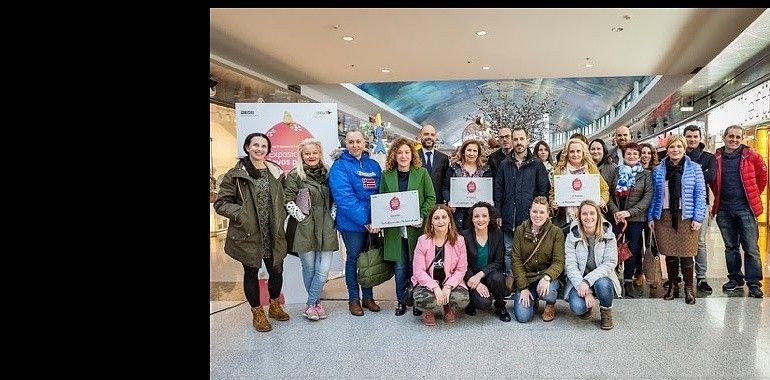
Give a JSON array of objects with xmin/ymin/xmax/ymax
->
[
  {"xmin": 493, "ymin": 127, "xmax": 551, "ymax": 276},
  {"xmin": 416, "ymin": 124, "xmax": 450, "ymax": 205},
  {"xmin": 607, "ymin": 126, "xmax": 631, "ymax": 165},
  {"xmin": 683, "ymin": 125, "xmax": 716, "ymax": 293}
]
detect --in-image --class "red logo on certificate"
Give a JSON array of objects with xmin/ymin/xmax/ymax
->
[
  {"xmin": 389, "ymin": 197, "xmax": 401, "ymax": 210},
  {"xmin": 466, "ymin": 180, "xmax": 477, "ymax": 193},
  {"xmin": 572, "ymin": 177, "xmax": 583, "ymax": 191}
]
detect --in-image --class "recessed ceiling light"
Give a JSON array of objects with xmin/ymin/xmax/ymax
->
[
  {"xmin": 741, "ymin": 82, "xmax": 749, "ymax": 86},
  {"xmin": 475, "ymin": 31, "xmax": 487, "ymax": 36},
  {"xmin": 482, "ymin": 66, "xmax": 490, "ymax": 70},
  {"xmin": 381, "ymin": 68, "xmax": 391, "ymax": 73},
  {"xmin": 585, "ymin": 64, "xmax": 594, "ymax": 68},
  {"xmin": 611, "ymin": 27, "xmax": 624, "ymax": 32},
  {"xmin": 698, "ymin": 85, "xmax": 705, "ymax": 88},
  {"xmin": 342, "ymin": 36, "xmax": 354, "ymax": 41}
]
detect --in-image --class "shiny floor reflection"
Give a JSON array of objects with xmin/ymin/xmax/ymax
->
[{"xmin": 210, "ymin": 297, "xmax": 770, "ymax": 379}]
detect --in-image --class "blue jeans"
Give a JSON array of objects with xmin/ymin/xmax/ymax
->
[
  {"xmin": 612, "ymin": 221, "xmax": 644, "ymax": 281},
  {"xmin": 567, "ymin": 277, "xmax": 615, "ymax": 315},
  {"xmin": 393, "ymin": 238, "xmax": 412, "ymax": 303},
  {"xmin": 340, "ymin": 231, "xmax": 374, "ymax": 301},
  {"xmin": 503, "ymin": 230, "xmax": 513, "ymax": 276},
  {"xmin": 716, "ymin": 209, "xmax": 763, "ymax": 287},
  {"xmin": 513, "ymin": 279, "xmax": 560, "ymax": 323},
  {"xmin": 298, "ymin": 250, "xmax": 333, "ymax": 306},
  {"xmin": 694, "ymin": 211, "xmax": 709, "ymax": 279}
]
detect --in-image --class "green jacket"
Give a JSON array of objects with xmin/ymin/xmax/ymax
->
[
  {"xmin": 511, "ymin": 218, "xmax": 565, "ymax": 290},
  {"xmin": 213, "ymin": 160, "xmax": 288, "ymax": 268},
  {"xmin": 283, "ymin": 168, "xmax": 339, "ymax": 253},
  {"xmin": 380, "ymin": 167, "xmax": 436, "ymax": 262}
]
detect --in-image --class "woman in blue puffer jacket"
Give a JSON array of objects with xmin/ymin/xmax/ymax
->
[
  {"xmin": 329, "ymin": 129, "xmax": 383, "ymax": 316},
  {"xmin": 647, "ymin": 135, "xmax": 706, "ymax": 305}
]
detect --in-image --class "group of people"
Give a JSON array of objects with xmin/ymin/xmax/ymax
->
[{"xmin": 214, "ymin": 122, "xmax": 767, "ymax": 333}]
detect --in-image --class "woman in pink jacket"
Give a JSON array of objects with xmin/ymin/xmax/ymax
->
[{"xmin": 411, "ymin": 204, "xmax": 470, "ymax": 326}]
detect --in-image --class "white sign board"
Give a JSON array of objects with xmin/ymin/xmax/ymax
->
[
  {"xmin": 370, "ymin": 190, "xmax": 421, "ymax": 228},
  {"xmin": 553, "ymin": 174, "xmax": 601, "ymax": 207},
  {"xmin": 449, "ymin": 177, "xmax": 493, "ymax": 207}
]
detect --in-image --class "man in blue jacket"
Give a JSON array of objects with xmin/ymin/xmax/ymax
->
[
  {"xmin": 493, "ymin": 127, "xmax": 551, "ymax": 277},
  {"xmin": 329, "ymin": 130, "xmax": 383, "ymax": 316}
]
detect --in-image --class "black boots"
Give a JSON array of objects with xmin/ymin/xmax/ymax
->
[{"xmin": 682, "ymin": 262, "xmax": 696, "ymax": 305}]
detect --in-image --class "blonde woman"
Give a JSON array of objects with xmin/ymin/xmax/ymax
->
[
  {"xmin": 284, "ymin": 138, "xmax": 338, "ymax": 321},
  {"xmin": 564, "ymin": 200, "xmax": 622, "ymax": 330},
  {"xmin": 648, "ymin": 135, "xmax": 706, "ymax": 305},
  {"xmin": 550, "ymin": 138, "xmax": 610, "ymax": 229},
  {"xmin": 442, "ymin": 139, "xmax": 492, "ymax": 230}
]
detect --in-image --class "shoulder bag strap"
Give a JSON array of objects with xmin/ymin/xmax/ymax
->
[{"xmin": 523, "ymin": 225, "xmax": 549, "ymax": 266}]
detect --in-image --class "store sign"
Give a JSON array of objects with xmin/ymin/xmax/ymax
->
[
  {"xmin": 708, "ymin": 79, "xmax": 770, "ymax": 131},
  {"xmin": 235, "ymin": 103, "xmax": 339, "ymax": 173}
]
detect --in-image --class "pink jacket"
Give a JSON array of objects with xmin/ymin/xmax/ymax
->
[{"xmin": 411, "ymin": 234, "xmax": 468, "ymax": 290}]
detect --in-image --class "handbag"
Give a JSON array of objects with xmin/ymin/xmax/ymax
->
[
  {"xmin": 505, "ymin": 225, "xmax": 549, "ymax": 293},
  {"xmin": 295, "ymin": 188, "xmax": 311, "ymax": 215},
  {"xmin": 356, "ymin": 233, "xmax": 394, "ymax": 288},
  {"xmin": 616, "ymin": 220, "xmax": 633, "ymax": 263},
  {"xmin": 642, "ymin": 229, "xmax": 662, "ymax": 286}
]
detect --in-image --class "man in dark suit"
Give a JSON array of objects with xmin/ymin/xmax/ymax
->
[{"xmin": 416, "ymin": 124, "xmax": 450, "ymax": 205}]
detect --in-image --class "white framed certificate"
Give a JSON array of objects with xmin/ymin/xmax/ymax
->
[
  {"xmin": 370, "ymin": 190, "xmax": 421, "ymax": 228},
  {"xmin": 449, "ymin": 177, "xmax": 493, "ymax": 207},
  {"xmin": 554, "ymin": 174, "xmax": 601, "ymax": 207}
]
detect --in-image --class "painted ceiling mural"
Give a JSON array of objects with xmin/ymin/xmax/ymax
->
[{"xmin": 356, "ymin": 76, "xmax": 647, "ymax": 145}]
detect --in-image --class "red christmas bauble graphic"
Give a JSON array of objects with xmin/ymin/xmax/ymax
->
[
  {"xmin": 264, "ymin": 111, "xmax": 314, "ymax": 173},
  {"xmin": 572, "ymin": 177, "xmax": 583, "ymax": 191},
  {"xmin": 466, "ymin": 180, "xmax": 477, "ymax": 193},
  {"xmin": 390, "ymin": 197, "xmax": 401, "ymax": 210}
]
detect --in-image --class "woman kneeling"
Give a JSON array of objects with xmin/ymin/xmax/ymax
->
[
  {"xmin": 564, "ymin": 200, "xmax": 622, "ymax": 330},
  {"xmin": 411, "ymin": 205, "xmax": 470, "ymax": 326}
]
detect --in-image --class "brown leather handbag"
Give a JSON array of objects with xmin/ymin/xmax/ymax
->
[{"xmin": 616, "ymin": 220, "xmax": 633, "ymax": 263}]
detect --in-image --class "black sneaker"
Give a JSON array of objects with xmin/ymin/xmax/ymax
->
[
  {"xmin": 722, "ymin": 280, "xmax": 744, "ymax": 292},
  {"xmin": 748, "ymin": 285, "xmax": 764, "ymax": 298},
  {"xmin": 697, "ymin": 279, "xmax": 713, "ymax": 294},
  {"xmin": 464, "ymin": 304, "xmax": 477, "ymax": 316}
]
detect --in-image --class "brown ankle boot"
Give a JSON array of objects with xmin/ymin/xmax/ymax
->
[
  {"xmin": 443, "ymin": 305, "xmax": 457, "ymax": 323},
  {"xmin": 251, "ymin": 306, "xmax": 272, "ymax": 332},
  {"xmin": 362, "ymin": 299, "xmax": 381, "ymax": 312},
  {"xmin": 633, "ymin": 273, "xmax": 645, "ymax": 287},
  {"xmin": 348, "ymin": 300, "xmax": 364, "ymax": 316},
  {"xmin": 600, "ymin": 307, "xmax": 614, "ymax": 330},
  {"xmin": 542, "ymin": 304, "xmax": 555, "ymax": 322},
  {"xmin": 579, "ymin": 307, "xmax": 593, "ymax": 320},
  {"xmin": 422, "ymin": 310, "xmax": 436, "ymax": 326},
  {"xmin": 268, "ymin": 298, "xmax": 290, "ymax": 321}
]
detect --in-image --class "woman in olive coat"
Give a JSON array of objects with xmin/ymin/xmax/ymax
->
[
  {"xmin": 213, "ymin": 132, "xmax": 289, "ymax": 332},
  {"xmin": 284, "ymin": 138, "xmax": 339, "ymax": 321}
]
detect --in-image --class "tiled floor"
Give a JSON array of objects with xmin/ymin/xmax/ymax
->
[
  {"xmin": 211, "ymin": 221, "xmax": 770, "ymax": 379},
  {"xmin": 210, "ymin": 297, "xmax": 770, "ymax": 379}
]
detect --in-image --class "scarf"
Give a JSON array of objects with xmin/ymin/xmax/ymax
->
[
  {"xmin": 616, "ymin": 163, "xmax": 644, "ymax": 197},
  {"xmin": 303, "ymin": 163, "xmax": 328, "ymax": 184},
  {"xmin": 665, "ymin": 158, "xmax": 684, "ymax": 229},
  {"xmin": 241, "ymin": 157, "xmax": 264, "ymax": 179}
]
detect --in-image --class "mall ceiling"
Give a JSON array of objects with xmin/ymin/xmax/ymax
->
[{"xmin": 210, "ymin": 8, "xmax": 768, "ymax": 144}]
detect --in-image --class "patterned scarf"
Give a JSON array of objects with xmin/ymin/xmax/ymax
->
[
  {"xmin": 303, "ymin": 163, "xmax": 328, "ymax": 184},
  {"xmin": 615, "ymin": 163, "xmax": 644, "ymax": 197},
  {"xmin": 665, "ymin": 158, "xmax": 684, "ymax": 229}
]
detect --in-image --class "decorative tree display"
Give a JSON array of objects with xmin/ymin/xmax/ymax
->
[{"xmin": 465, "ymin": 82, "xmax": 560, "ymax": 144}]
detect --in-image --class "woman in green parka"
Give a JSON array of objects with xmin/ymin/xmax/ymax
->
[
  {"xmin": 284, "ymin": 138, "xmax": 339, "ymax": 322},
  {"xmin": 380, "ymin": 137, "xmax": 436, "ymax": 316},
  {"xmin": 213, "ymin": 132, "xmax": 289, "ymax": 333}
]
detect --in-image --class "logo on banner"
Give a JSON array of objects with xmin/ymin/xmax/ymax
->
[
  {"xmin": 389, "ymin": 197, "xmax": 401, "ymax": 211},
  {"xmin": 265, "ymin": 110, "xmax": 314, "ymax": 173},
  {"xmin": 572, "ymin": 177, "xmax": 583, "ymax": 191},
  {"xmin": 466, "ymin": 180, "xmax": 477, "ymax": 193}
]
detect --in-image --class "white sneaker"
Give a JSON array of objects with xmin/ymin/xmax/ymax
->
[{"xmin": 303, "ymin": 305, "xmax": 319, "ymax": 321}]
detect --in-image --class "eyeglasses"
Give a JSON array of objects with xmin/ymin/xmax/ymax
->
[{"xmin": 499, "ymin": 135, "xmax": 512, "ymax": 140}]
